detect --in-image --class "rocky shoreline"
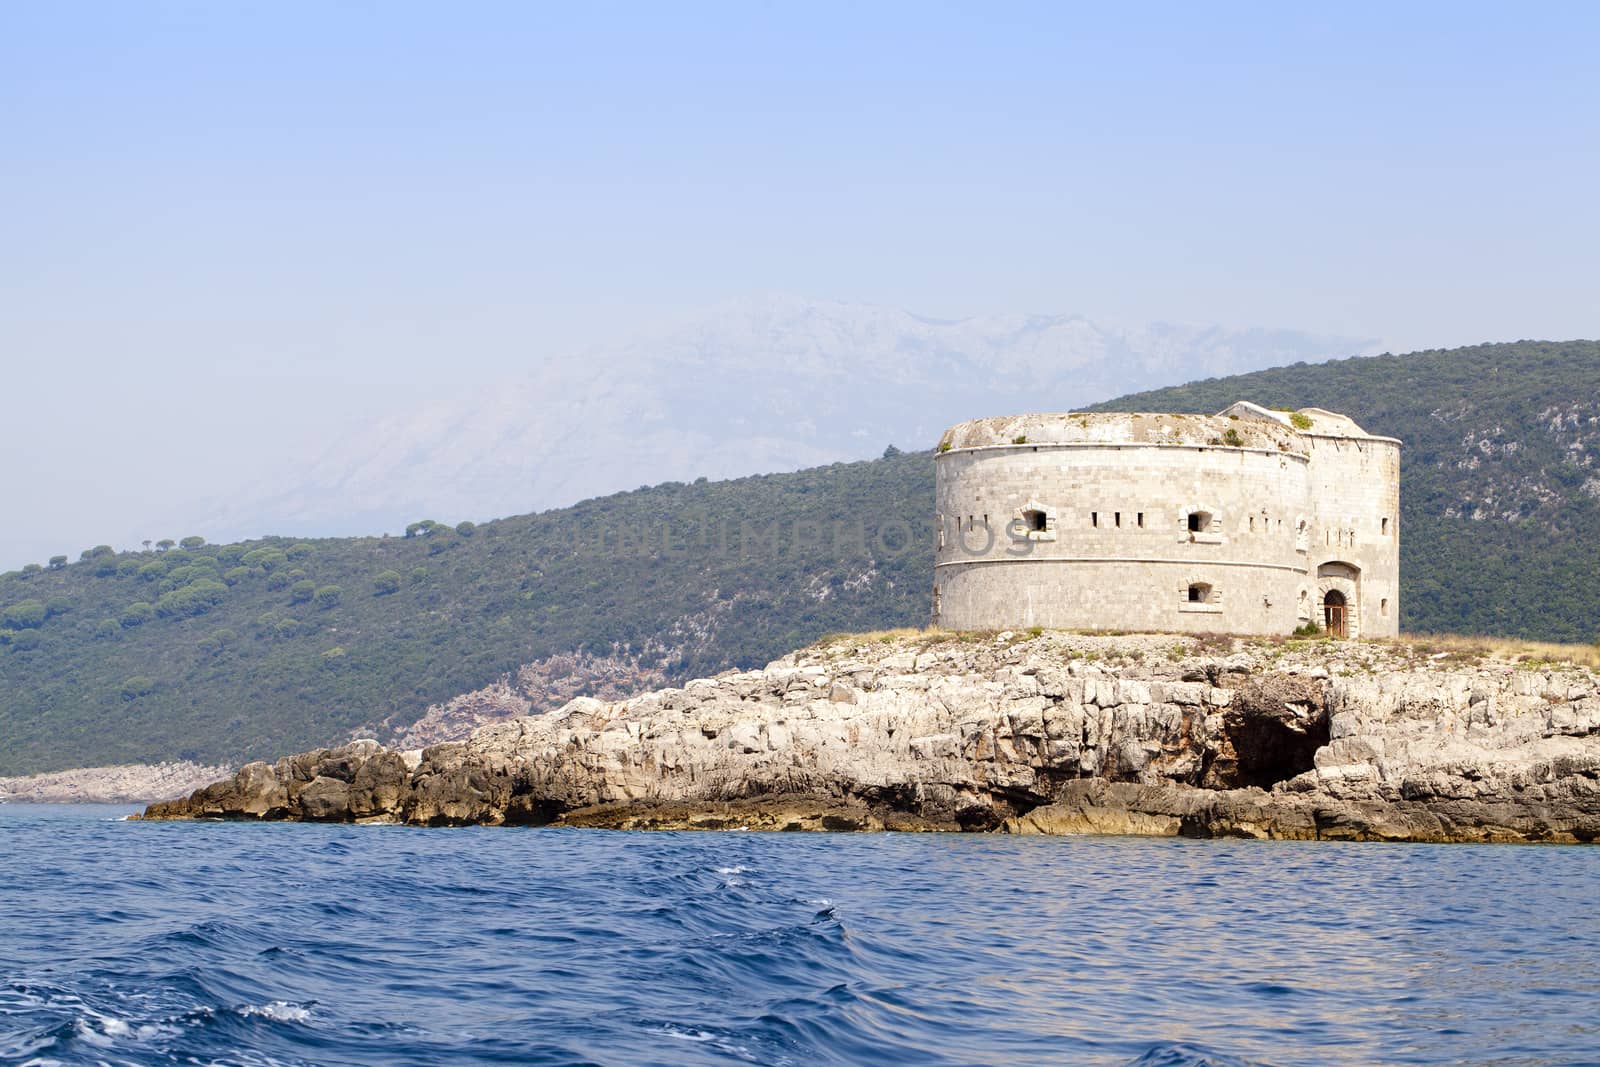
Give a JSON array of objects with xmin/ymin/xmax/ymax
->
[
  {"xmin": 2, "ymin": 761, "xmax": 233, "ymax": 804},
  {"xmin": 139, "ymin": 631, "xmax": 1600, "ymax": 842}
]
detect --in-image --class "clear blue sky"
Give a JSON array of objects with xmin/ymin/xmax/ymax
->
[{"xmin": 2, "ymin": 1, "xmax": 1597, "ymax": 565}]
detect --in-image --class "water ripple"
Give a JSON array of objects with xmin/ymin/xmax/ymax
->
[{"xmin": 0, "ymin": 805, "xmax": 1597, "ymax": 1066}]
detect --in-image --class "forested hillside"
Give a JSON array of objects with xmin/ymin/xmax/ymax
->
[
  {"xmin": 4, "ymin": 340, "xmax": 1597, "ymax": 775},
  {"xmin": 0, "ymin": 454, "xmax": 933, "ymax": 774},
  {"xmin": 1093, "ymin": 339, "xmax": 1600, "ymax": 641}
]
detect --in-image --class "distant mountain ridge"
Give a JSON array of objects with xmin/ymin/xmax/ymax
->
[{"xmin": 201, "ymin": 294, "xmax": 1377, "ymax": 544}]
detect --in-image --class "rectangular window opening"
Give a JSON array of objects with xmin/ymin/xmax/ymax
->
[
  {"xmin": 1137, "ymin": 512, "xmax": 1145, "ymax": 528},
  {"xmin": 1114, "ymin": 512, "xmax": 1122, "ymax": 528},
  {"xmin": 1091, "ymin": 512, "xmax": 1099, "ymax": 528}
]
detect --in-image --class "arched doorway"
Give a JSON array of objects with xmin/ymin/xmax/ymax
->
[{"xmin": 1323, "ymin": 590, "xmax": 1348, "ymax": 638}]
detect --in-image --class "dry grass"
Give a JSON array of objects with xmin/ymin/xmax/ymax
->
[{"xmin": 1383, "ymin": 633, "xmax": 1600, "ymax": 670}]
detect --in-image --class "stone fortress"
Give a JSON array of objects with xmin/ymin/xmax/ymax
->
[{"xmin": 933, "ymin": 402, "xmax": 1400, "ymax": 638}]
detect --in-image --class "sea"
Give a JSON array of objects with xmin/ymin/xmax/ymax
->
[{"xmin": 1, "ymin": 804, "xmax": 1596, "ymax": 1067}]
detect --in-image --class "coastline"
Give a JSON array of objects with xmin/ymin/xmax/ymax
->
[
  {"xmin": 0, "ymin": 761, "xmax": 233, "ymax": 805},
  {"xmin": 137, "ymin": 630, "xmax": 1600, "ymax": 842}
]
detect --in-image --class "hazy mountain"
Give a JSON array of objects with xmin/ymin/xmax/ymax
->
[{"xmin": 205, "ymin": 294, "xmax": 1377, "ymax": 539}]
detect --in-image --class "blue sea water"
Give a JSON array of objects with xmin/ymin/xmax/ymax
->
[{"xmin": 1, "ymin": 805, "xmax": 1597, "ymax": 1067}]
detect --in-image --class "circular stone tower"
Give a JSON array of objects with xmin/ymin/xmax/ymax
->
[{"xmin": 932, "ymin": 403, "xmax": 1400, "ymax": 638}]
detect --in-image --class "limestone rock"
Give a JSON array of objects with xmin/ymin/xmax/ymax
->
[{"xmin": 137, "ymin": 631, "xmax": 1600, "ymax": 843}]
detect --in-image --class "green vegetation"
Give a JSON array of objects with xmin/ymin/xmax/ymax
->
[
  {"xmin": 3, "ymin": 339, "xmax": 1597, "ymax": 775},
  {"xmin": 0, "ymin": 451, "xmax": 932, "ymax": 773}
]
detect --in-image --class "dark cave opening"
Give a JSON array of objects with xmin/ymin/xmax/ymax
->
[{"xmin": 1229, "ymin": 710, "xmax": 1329, "ymax": 789}]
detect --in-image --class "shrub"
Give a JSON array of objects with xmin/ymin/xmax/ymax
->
[
  {"xmin": 274, "ymin": 617, "xmax": 301, "ymax": 639},
  {"xmin": 373, "ymin": 570, "xmax": 402, "ymax": 596},
  {"xmin": 119, "ymin": 676, "xmax": 155, "ymax": 701},
  {"xmin": 1012, "ymin": 435, "xmax": 1027, "ymax": 445},
  {"xmin": 1289, "ymin": 412, "xmax": 1313, "ymax": 430},
  {"xmin": 20, "ymin": 563, "xmax": 42, "ymax": 575},
  {"xmin": 120, "ymin": 601, "xmax": 155, "ymax": 627},
  {"xmin": 313, "ymin": 585, "xmax": 342, "ymax": 609},
  {"xmin": 45, "ymin": 597, "xmax": 70, "ymax": 618},
  {"xmin": 197, "ymin": 628, "xmax": 238, "ymax": 655},
  {"xmin": 265, "ymin": 571, "xmax": 292, "ymax": 591},
  {"xmin": 410, "ymin": 567, "xmax": 429, "ymax": 585},
  {"xmin": 95, "ymin": 618, "xmax": 120, "ymax": 639},
  {"xmin": 2, "ymin": 600, "xmax": 48, "ymax": 629},
  {"xmin": 1221, "ymin": 428, "xmax": 1244, "ymax": 447},
  {"xmin": 289, "ymin": 580, "xmax": 316, "ymax": 604},
  {"xmin": 48, "ymin": 556, "xmax": 68, "ymax": 570},
  {"xmin": 455, "ymin": 520, "xmax": 477, "ymax": 537},
  {"xmin": 1292, "ymin": 621, "xmax": 1322, "ymax": 637}
]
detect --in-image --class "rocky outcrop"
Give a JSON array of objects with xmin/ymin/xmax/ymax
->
[
  {"xmin": 379, "ymin": 650, "xmax": 671, "ymax": 749},
  {"xmin": 140, "ymin": 632, "xmax": 1600, "ymax": 842},
  {"xmin": 0, "ymin": 761, "xmax": 233, "ymax": 804}
]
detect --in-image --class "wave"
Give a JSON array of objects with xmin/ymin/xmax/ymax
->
[{"xmin": 1, "ymin": 806, "xmax": 1596, "ymax": 1065}]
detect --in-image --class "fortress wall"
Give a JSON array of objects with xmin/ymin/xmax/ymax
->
[
  {"xmin": 1303, "ymin": 435, "xmax": 1402, "ymax": 637},
  {"xmin": 935, "ymin": 443, "xmax": 1313, "ymax": 633}
]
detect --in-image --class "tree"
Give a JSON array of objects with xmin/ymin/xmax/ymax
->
[
  {"xmin": 314, "ymin": 584, "xmax": 342, "ymax": 609},
  {"xmin": 883, "ymin": 444, "xmax": 902, "ymax": 458},
  {"xmin": 119, "ymin": 601, "xmax": 155, "ymax": 628},
  {"xmin": 223, "ymin": 566, "xmax": 258, "ymax": 586},
  {"xmin": 455, "ymin": 520, "xmax": 477, "ymax": 537},
  {"xmin": 95, "ymin": 618, "xmax": 120, "ymax": 639},
  {"xmin": 20, "ymin": 563, "xmax": 41, "ymax": 575},
  {"xmin": 242, "ymin": 547, "xmax": 287, "ymax": 571},
  {"xmin": 48, "ymin": 556, "xmax": 67, "ymax": 570},
  {"xmin": 8, "ymin": 630, "xmax": 41, "ymax": 652},
  {"xmin": 119, "ymin": 676, "xmax": 155, "ymax": 701},
  {"xmin": 154, "ymin": 578, "xmax": 229, "ymax": 619},
  {"xmin": 180, "ymin": 536, "xmax": 206, "ymax": 550},
  {"xmin": 44, "ymin": 597, "xmax": 70, "ymax": 618},
  {"xmin": 2, "ymin": 600, "xmax": 47, "ymax": 629},
  {"xmin": 289, "ymin": 580, "xmax": 316, "ymax": 604},
  {"xmin": 156, "ymin": 539, "xmax": 175, "ymax": 552},
  {"xmin": 373, "ymin": 570, "xmax": 403, "ymax": 596}
]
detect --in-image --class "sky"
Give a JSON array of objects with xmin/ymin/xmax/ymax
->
[{"xmin": 3, "ymin": 1, "xmax": 1598, "ymax": 568}]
